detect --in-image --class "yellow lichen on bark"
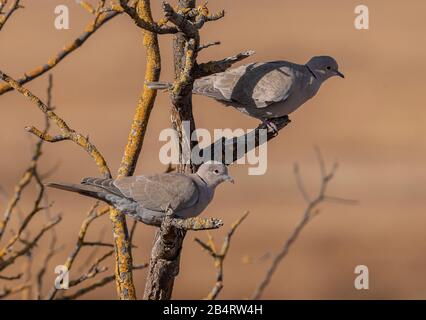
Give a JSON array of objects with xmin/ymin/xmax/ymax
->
[
  {"xmin": 0, "ymin": 71, "xmax": 111, "ymax": 178},
  {"xmin": 111, "ymin": 0, "xmax": 161, "ymax": 300},
  {"xmin": 109, "ymin": 207, "xmax": 136, "ymax": 299},
  {"xmin": 118, "ymin": 0, "xmax": 161, "ymax": 177}
]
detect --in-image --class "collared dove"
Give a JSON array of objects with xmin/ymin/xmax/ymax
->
[
  {"xmin": 193, "ymin": 56, "xmax": 344, "ymax": 130},
  {"xmin": 47, "ymin": 163, "xmax": 234, "ymax": 226}
]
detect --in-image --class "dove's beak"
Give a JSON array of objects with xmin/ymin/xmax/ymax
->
[
  {"xmin": 224, "ymin": 175, "xmax": 235, "ymax": 184},
  {"xmin": 335, "ymin": 70, "xmax": 345, "ymax": 78}
]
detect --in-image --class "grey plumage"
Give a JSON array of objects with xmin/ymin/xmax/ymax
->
[
  {"xmin": 193, "ymin": 56, "xmax": 344, "ymax": 121},
  {"xmin": 47, "ymin": 163, "xmax": 234, "ymax": 226}
]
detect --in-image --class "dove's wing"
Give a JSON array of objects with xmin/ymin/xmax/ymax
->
[
  {"xmin": 193, "ymin": 65, "xmax": 246, "ymax": 101},
  {"xmin": 113, "ymin": 173, "xmax": 199, "ymax": 213},
  {"xmin": 193, "ymin": 61, "xmax": 298, "ymax": 109}
]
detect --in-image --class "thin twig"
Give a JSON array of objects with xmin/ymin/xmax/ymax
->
[
  {"xmin": 0, "ymin": 0, "xmax": 22, "ymax": 31},
  {"xmin": 0, "ymin": 216, "xmax": 62, "ymax": 272},
  {"xmin": 0, "ymin": 4, "xmax": 119, "ymax": 95},
  {"xmin": 118, "ymin": 0, "xmax": 178, "ymax": 34},
  {"xmin": 198, "ymin": 41, "xmax": 221, "ymax": 52},
  {"xmin": 0, "ymin": 273, "xmax": 22, "ymax": 280},
  {"xmin": 60, "ymin": 264, "xmax": 147, "ymax": 300},
  {"xmin": 0, "ymin": 72, "xmax": 111, "ymax": 178},
  {"xmin": 194, "ymin": 212, "xmax": 249, "ymax": 300},
  {"xmin": 0, "ymin": 173, "xmax": 49, "ymax": 261},
  {"xmin": 195, "ymin": 50, "xmax": 255, "ymax": 78},
  {"xmin": 251, "ymin": 151, "xmax": 342, "ymax": 300},
  {"xmin": 44, "ymin": 204, "xmax": 109, "ymax": 300},
  {"xmin": 0, "ymin": 75, "xmax": 53, "ymax": 241},
  {"xmin": 0, "ymin": 158, "xmax": 37, "ymax": 240},
  {"xmin": 0, "ymin": 283, "xmax": 31, "ymax": 299},
  {"xmin": 34, "ymin": 233, "xmax": 62, "ymax": 299}
]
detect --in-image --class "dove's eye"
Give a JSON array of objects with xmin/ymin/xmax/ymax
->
[
  {"xmin": 214, "ymin": 169, "xmax": 219, "ymax": 174},
  {"xmin": 326, "ymin": 66, "xmax": 331, "ymax": 70}
]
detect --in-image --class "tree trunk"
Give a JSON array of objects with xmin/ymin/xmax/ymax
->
[{"xmin": 143, "ymin": 0, "xmax": 197, "ymax": 300}]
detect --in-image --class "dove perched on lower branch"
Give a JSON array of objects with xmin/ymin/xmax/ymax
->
[{"xmin": 47, "ymin": 163, "xmax": 234, "ymax": 227}]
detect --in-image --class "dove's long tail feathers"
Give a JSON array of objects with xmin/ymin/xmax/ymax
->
[
  {"xmin": 146, "ymin": 81, "xmax": 172, "ymax": 90},
  {"xmin": 47, "ymin": 180, "xmax": 140, "ymax": 220},
  {"xmin": 46, "ymin": 182, "xmax": 111, "ymax": 202},
  {"xmin": 47, "ymin": 177, "xmax": 128, "ymax": 204}
]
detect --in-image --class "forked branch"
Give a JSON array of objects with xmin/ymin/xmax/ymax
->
[
  {"xmin": 0, "ymin": 0, "xmax": 22, "ymax": 32},
  {"xmin": 0, "ymin": 72, "xmax": 111, "ymax": 178},
  {"xmin": 0, "ymin": 2, "xmax": 120, "ymax": 96},
  {"xmin": 45, "ymin": 204, "xmax": 109, "ymax": 300},
  {"xmin": 195, "ymin": 211, "xmax": 249, "ymax": 300},
  {"xmin": 251, "ymin": 149, "xmax": 354, "ymax": 299}
]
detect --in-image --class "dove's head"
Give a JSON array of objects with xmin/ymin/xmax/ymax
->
[
  {"xmin": 197, "ymin": 162, "xmax": 234, "ymax": 188},
  {"xmin": 307, "ymin": 56, "xmax": 344, "ymax": 81}
]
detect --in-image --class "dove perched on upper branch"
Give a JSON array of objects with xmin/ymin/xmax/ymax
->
[{"xmin": 193, "ymin": 56, "xmax": 344, "ymax": 131}]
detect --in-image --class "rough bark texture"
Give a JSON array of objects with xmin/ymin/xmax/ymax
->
[
  {"xmin": 143, "ymin": 0, "xmax": 196, "ymax": 300},
  {"xmin": 200, "ymin": 116, "xmax": 291, "ymax": 166},
  {"xmin": 111, "ymin": 0, "xmax": 161, "ymax": 300},
  {"xmin": 142, "ymin": 0, "xmax": 289, "ymax": 300}
]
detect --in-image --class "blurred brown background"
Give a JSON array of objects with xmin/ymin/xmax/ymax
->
[{"xmin": 1, "ymin": 0, "xmax": 426, "ymax": 299}]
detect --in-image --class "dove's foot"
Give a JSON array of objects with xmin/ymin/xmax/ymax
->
[{"xmin": 262, "ymin": 119, "xmax": 279, "ymax": 136}]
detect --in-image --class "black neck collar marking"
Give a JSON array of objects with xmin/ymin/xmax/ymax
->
[{"xmin": 306, "ymin": 65, "xmax": 318, "ymax": 79}]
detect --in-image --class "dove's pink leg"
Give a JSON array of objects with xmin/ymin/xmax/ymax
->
[{"xmin": 261, "ymin": 119, "xmax": 279, "ymax": 136}]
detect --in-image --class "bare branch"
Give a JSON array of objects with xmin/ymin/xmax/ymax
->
[
  {"xmin": 0, "ymin": 71, "xmax": 111, "ymax": 178},
  {"xmin": 0, "ymin": 156, "xmax": 37, "ymax": 241},
  {"xmin": 77, "ymin": 0, "xmax": 96, "ymax": 14},
  {"xmin": 0, "ymin": 8, "xmax": 120, "ymax": 95},
  {"xmin": 34, "ymin": 231, "xmax": 62, "ymax": 299},
  {"xmin": 162, "ymin": 1, "xmax": 196, "ymax": 36},
  {"xmin": 0, "ymin": 74, "xmax": 54, "ymax": 241},
  {"xmin": 111, "ymin": 0, "xmax": 163, "ymax": 300},
  {"xmin": 193, "ymin": 9, "xmax": 225, "ymax": 30},
  {"xmin": 294, "ymin": 163, "xmax": 311, "ymax": 204},
  {"xmin": 0, "ymin": 76, "xmax": 63, "ymax": 299},
  {"xmin": 60, "ymin": 264, "xmax": 147, "ymax": 300},
  {"xmin": 195, "ymin": 50, "xmax": 255, "ymax": 78},
  {"xmin": 168, "ymin": 216, "xmax": 223, "ymax": 230},
  {"xmin": 0, "ymin": 173, "xmax": 48, "ymax": 260},
  {"xmin": 44, "ymin": 204, "xmax": 108, "ymax": 300},
  {"xmin": 129, "ymin": 220, "xmax": 138, "ymax": 243},
  {"xmin": 0, "ymin": 216, "xmax": 61, "ymax": 272},
  {"xmin": 68, "ymin": 266, "xmax": 108, "ymax": 288},
  {"xmin": 143, "ymin": 213, "xmax": 224, "ymax": 297},
  {"xmin": 144, "ymin": 0, "xmax": 250, "ymax": 300},
  {"xmin": 75, "ymin": 226, "xmax": 108, "ymax": 274},
  {"xmin": 198, "ymin": 41, "xmax": 221, "ymax": 52},
  {"xmin": 81, "ymin": 241, "xmax": 114, "ymax": 248},
  {"xmin": 185, "ymin": 2, "xmax": 225, "ymax": 30},
  {"xmin": 0, "ymin": 0, "xmax": 22, "ymax": 32},
  {"xmin": 194, "ymin": 212, "xmax": 249, "ymax": 300},
  {"xmin": 24, "ymin": 127, "xmax": 69, "ymax": 143},
  {"xmin": 200, "ymin": 116, "xmax": 291, "ymax": 166},
  {"xmin": 0, "ymin": 273, "xmax": 22, "ymax": 280},
  {"xmin": 61, "ymin": 274, "xmax": 115, "ymax": 300},
  {"xmin": 0, "ymin": 283, "xmax": 31, "ymax": 299},
  {"xmin": 118, "ymin": 0, "xmax": 177, "ymax": 34},
  {"xmin": 251, "ymin": 151, "xmax": 342, "ymax": 300}
]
